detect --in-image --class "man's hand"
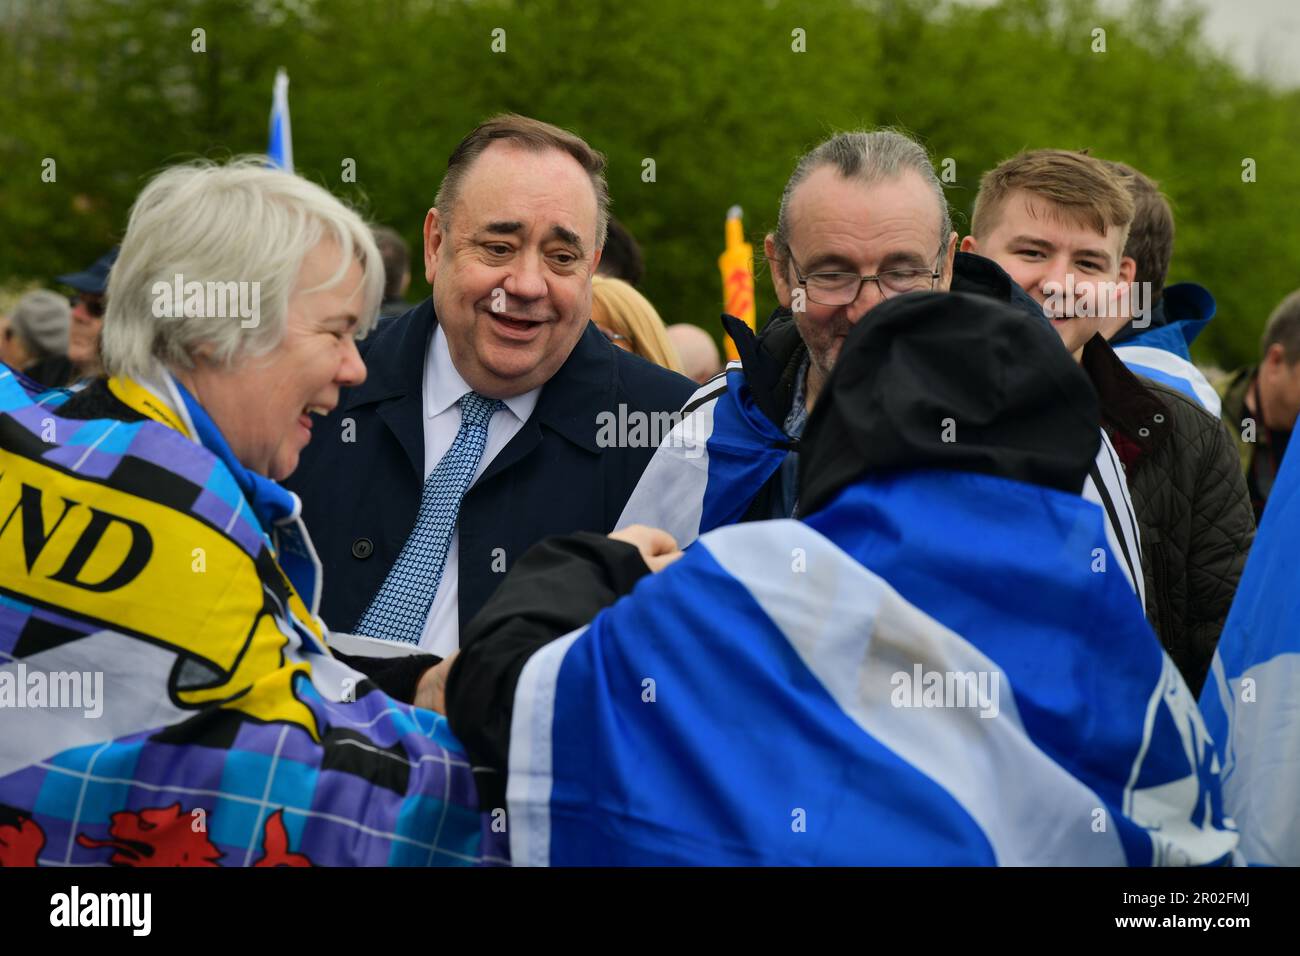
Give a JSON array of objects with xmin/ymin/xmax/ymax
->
[
  {"xmin": 414, "ymin": 651, "xmax": 458, "ymax": 715},
  {"xmin": 608, "ymin": 524, "xmax": 683, "ymax": 573}
]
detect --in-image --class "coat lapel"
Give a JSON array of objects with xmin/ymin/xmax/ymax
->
[{"xmin": 344, "ymin": 299, "xmax": 435, "ymax": 480}]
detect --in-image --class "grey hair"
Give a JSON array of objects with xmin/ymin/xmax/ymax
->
[
  {"xmin": 9, "ymin": 290, "xmax": 70, "ymax": 359},
  {"xmin": 1263, "ymin": 288, "xmax": 1300, "ymax": 363},
  {"xmin": 772, "ymin": 128, "xmax": 952, "ymax": 266},
  {"xmin": 102, "ymin": 156, "xmax": 384, "ymax": 381}
]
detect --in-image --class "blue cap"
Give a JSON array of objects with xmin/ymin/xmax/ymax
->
[{"xmin": 56, "ymin": 247, "xmax": 120, "ymax": 295}]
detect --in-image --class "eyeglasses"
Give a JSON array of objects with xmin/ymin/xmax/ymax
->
[
  {"xmin": 788, "ymin": 247, "xmax": 943, "ymax": 306},
  {"xmin": 70, "ymin": 294, "xmax": 106, "ymax": 318}
]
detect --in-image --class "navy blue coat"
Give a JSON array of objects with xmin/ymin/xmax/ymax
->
[{"xmin": 286, "ymin": 298, "xmax": 696, "ymax": 636}]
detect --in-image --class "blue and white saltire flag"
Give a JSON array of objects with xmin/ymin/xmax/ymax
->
[
  {"xmin": 616, "ymin": 361, "xmax": 785, "ymax": 546},
  {"xmin": 619, "ymin": 362, "xmax": 1147, "ymax": 606},
  {"xmin": 513, "ymin": 470, "xmax": 1235, "ymax": 865},
  {"xmin": 267, "ymin": 68, "xmax": 294, "ymax": 173},
  {"xmin": 1200, "ymin": 432, "xmax": 1300, "ymax": 865},
  {"xmin": 1115, "ymin": 283, "xmax": 1219, "ymax": 415},
  {"xmin": 1115, "ymin": 339, "xmax": 1219, "ymax": 416}
]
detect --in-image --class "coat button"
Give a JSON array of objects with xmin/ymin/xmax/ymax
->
[
  {"xmin": 1138, "ymin": 427, "xmax": 1150, "ymax": 438},
  {"xmin": 1153, "ymin": 413, "xmax": 1165, "ymax": 424},
  {"xmin": 352, "ymin": 537, "xmax": 374, "ymax": 559}
]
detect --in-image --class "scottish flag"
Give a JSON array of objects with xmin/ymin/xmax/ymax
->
[
  {"xmin": 1200, "ymin": 428, "xmax": 1300, "ymax": 865},
  {"xmin": 1115, "ymin": 283, "xmax": 1219, "ymax": 415},
  {"xmin": 267, "ymin": 68, "xmax": 294, "ymax": 173},
  {"xmin": 616, "ymin": 361, "xmax": 786, "ymax": 546},
  {"xmin": 619, "ymin": 361, "xmax": 1147, "ymax": 605},
  {"xmin": 513, "ymin": 469, "xmax": 1235, "ymax": 866}
]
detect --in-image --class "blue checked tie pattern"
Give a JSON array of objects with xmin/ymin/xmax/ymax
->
[{"xmin": 357, "ymin": 391, "xmax": 504, "ymax": 644}]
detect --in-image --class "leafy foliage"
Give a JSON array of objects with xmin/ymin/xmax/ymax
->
[{"xmin": 2, "ymin": 0, "xmax": 1296, "ymax": 367}]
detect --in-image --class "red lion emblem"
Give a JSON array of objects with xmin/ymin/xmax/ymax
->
[
  {"xmin": 0, "ymin": 815, "xmax": 46, "ymax": 867},
  {"xmin": 77, "ymin": 803, "xmax": 223, "ymax": 866},
  {"xmin": 75, "ymin": 803, "xmax": 313, "ymax": 867}
]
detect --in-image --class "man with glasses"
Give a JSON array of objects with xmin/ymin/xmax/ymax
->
[
  {"xmin": 619, "ymin": 130, "xmax": 952, "ymax": 538},
  {"xmin": 617, "ymin": 131, "xmax": 1142, "ymax": 607},
  {"xmin": 56, "ymin": 247, "xmax": 118, "ymax": 384}
]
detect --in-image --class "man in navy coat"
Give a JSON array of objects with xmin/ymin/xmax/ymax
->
[{"xmin": 287, "ymin": 114, "xmax": 693, "ymax": 682}]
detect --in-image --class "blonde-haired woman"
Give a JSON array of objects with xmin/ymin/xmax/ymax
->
[{"xmin": 591, "ymin": 275, "xmax": 686, "ymax": 375}]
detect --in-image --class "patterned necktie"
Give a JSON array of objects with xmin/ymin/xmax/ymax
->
[{"xmin": 357, "ymin": 391, "xmax": 504, "ymax": 644}]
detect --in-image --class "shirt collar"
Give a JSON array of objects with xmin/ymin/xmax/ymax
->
[
  {"xmin": 425, "ymin": 323, "xmax": 540, "ymax": 424},
  {"xmin": 783, "ymin": 353, "xmax": 811, "ymax": 440}
]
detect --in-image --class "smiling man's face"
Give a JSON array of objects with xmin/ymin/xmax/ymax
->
[
  {"xmin": 766, "ymin": 166, "xmax": 955, "ymax": 401},
  {"xmin": 424, "ymin": 141, "xmax": 602, "ymax": 399},
  {"xmin": 962, "ymin": 190, "xmax": 1133, "ymax": 358}
]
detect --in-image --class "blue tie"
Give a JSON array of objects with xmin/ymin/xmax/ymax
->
[{"xmin": 357, "ymin": 391, "xmax": 504, "ymax": 644}]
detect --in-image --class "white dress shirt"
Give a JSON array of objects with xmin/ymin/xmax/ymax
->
[{"xmin": 417, "ymin": 325, "xmax": 539, "ymax": 655}]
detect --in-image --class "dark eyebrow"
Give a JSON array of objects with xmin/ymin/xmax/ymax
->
[
  {"xmin": 483, "ymin": 221, "xmax": 524, "ymax": 236},
  {"xmin": 549, "ymin": 225, "xmax": 584, "ymax": 255},
  {"xmin": 1009, "ymin": 235, "xmax": 1056, "ymax": 252}
]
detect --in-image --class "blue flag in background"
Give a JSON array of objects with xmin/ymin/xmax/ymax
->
[
  {"xmin": 1201, "ymin": 430, "xmax": 1300, "ymax": 865},
  {"xmin": 268, "ymin": 68, "xmax": 294, "ymax": 173}
]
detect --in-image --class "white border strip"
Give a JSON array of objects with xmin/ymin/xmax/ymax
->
[{"xmin": 506, "ymin": 626, "xmax": 587, "ymax": 867}]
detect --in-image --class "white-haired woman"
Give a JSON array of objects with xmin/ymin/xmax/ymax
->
[{"xmin": 0, "ymin": 158, "xmax": 501, "ymax": 867}]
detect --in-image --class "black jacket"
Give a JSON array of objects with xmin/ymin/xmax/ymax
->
[
  {"xmin": 1082, "ymin": 338, "xmax": 1253, "ymax": 694},
  {"xmin": 285, "ymin": 297, "xmax": 695, "ymax": 641}
]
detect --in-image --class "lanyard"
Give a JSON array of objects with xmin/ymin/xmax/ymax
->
[{"xmin": 107, "ymin": 375, "xmax": 192, "ymax": 437}]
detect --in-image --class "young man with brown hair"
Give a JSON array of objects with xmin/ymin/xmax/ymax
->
[{"xmin": 961, "ymin": 149, "xmax": 1252, "ymax": 695}]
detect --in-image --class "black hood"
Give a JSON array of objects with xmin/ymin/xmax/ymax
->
[
  {"xmin": 950, "ymin": 250, "xmax": 1047, "ymax": 322},
  {"xmin": 798, "ymin": 290, "xmax": 1100, "ymax": 516}
]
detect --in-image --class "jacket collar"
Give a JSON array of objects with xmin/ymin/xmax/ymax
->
[
  {"xmin": 1081, "ymin": 333, "xmax": 1172, "ymax": 457},
  {"xmin": 342, "ymin": 297, "xmax": 613, "ymax": 476},
  {"xmin": 1112, "ymin": 281, "xmax": 1216, "ymax": 349},
  {"xmin": 723, "ymin": 311, "xmax": 798, "ymax": 430}
]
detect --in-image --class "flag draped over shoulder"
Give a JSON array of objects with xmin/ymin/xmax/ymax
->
[
  {"xmin": 616, "ymin": 362, "xmax": 788, "ymax": 547},
  {"xmin": 510, "ymin": 469, "xmax": 1236, "ymax": 866},
  {"xmin": 618, "ymin": 356, "xmax": 1146, "ymax": 606},
  {"xmin": 1114, "ymin": 283, "xmax": 1220, "ymax": 415},
  {"xmin": 1200, "ymin": 431, "xmax": 1300, "ymax": 865},
  {"xmin": 0, "ymin": 367, "xmax": 502, "ymax": 867}
]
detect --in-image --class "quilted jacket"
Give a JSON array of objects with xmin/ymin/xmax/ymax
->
[{"xmin": 1084, "ymin": 337, "xmax": 1255, "ymax": 695}]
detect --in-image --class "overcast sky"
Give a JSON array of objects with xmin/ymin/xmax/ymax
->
[
  {"xmin": 1196, "ymin": 0, "xmax": 1300, "ymax": 86},
  {"xmin": 959, "ymin": 0, "xmax": 1300, "ymax": 87}
]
